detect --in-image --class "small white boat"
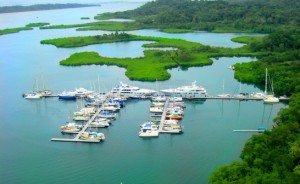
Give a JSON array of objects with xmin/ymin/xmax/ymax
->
[
  {"xmin": 89, "ymin": 120, "xmax": 110, "ymax": 128},
  {"xmin": 151, "ymin": 96, "xmax": 167, "ymax": 102},
  {"xmin": 24, "ymin": 92, "xmax": 41, "ymax": 99},
  {"xmin": 227, "ymin": 66, "xmax": 235, "ymax": 70},
  {"xmin": 149, "ymin": 107, "xmax": 164, "ymax": 113},
  {"xmin": 152, "ymin": 102, "xmax": 164, "ymax": 107},
  {"xmin": 251, "ymin": 92, "xmax": 265, "ymax": 99},
  {"xmin": 73, "ymin": 115, "xmax": 90, "ymax": 121},
  {"xmin": 139, "ymin": 122, "xmax": 159, "ymax": 137},
  {"xmin": 170, "ymin": 97, "xmax": 183, "ymax": 102},
  {"xmin": 264, "ymin": 95, "xmax": 279, "ymax": 103},
  {"xmin": 60, "ymin": 122, "xmax": 83, "ymax": 134},
  {"xmin": 80, "ymin": 132, "xmax": 105, "ymax": 141},
  {"xmin": 163, "ymin": 120, "xmax": 178, "ymax": 125},
  {"xmin": 98, "ymin": 111, "xmax": 117, "ymax": 119},
  {"xmin": 102, "ymin": 105, "xmax": 120, "ymax": 112},
  {"xmin": 139, "ymin": 130, "xmax": 159, "ymax": 137},
  {"xmin": 162, "ymin": 124, "xmax": 182, "ymax": 133}
]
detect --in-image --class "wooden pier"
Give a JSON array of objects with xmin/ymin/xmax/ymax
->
[{"xmin": 158, "ymin": 98, "xmax": 171, "ymax": 133}]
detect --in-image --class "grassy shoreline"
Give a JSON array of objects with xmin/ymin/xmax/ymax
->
[{"xmin": 0, "ymin": 22, "xmax": 50, "ymax": 36}]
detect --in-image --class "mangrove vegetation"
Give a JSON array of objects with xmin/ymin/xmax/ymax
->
[{"xmin": 41, "ymin": 32, "xmax": 262, "ymax": 82}]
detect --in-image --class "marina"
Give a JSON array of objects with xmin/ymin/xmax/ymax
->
[
  {"xmin": 1, "ymin": 3, "xmax": 289, "ymax": 182},
  {"xmin": 23, "ymin": 80, "xmax": 288, "ymax": 142}
]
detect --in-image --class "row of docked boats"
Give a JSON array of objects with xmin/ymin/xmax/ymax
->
[
  {"xmin": 139, "ymin": 97, "xmax": 185, "ymax": 137},
  {"xmin": 59, "ymin": 95, "xmax": 127, "ymax": 142}
]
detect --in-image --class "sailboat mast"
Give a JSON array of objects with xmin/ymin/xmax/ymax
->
[
  {"xmin": 264, "ymin": 68, "xmax": 268, "ymax": 95},
  {"xmin": 222, "ymin": 79, "xmax": 225, "ymax": 94}
]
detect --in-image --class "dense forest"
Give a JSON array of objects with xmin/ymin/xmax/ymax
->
[
  {"xmin": 234, "ymin": 28, "xmax": 300, "ymax": 96},
  {"xmin": 95, "ymin": 0, "xmax": 300, "ymax": 183},
  {"xmin": 96, "ymin": 0, "xmax": 299, "ymax": 33},
  {"xmin": 0, "ymin": 4, "xmax": 99, "ymax": 14}
]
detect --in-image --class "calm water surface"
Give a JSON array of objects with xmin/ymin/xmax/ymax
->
[{"xmin": 0, "ymin": 3, "xmax": 285, "ymax": 184}]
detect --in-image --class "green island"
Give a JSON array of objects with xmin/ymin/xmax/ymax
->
[
  {"xmin": 80, "ymin": 17, "xmax": 90, "ymax": 20},
  {"xmin": 0, "ymin": 22, "xmax": 50, "ymax": 36},
  {"xmin": 40, "ymin": 32, "xmax": 261, "ymax": 82}
]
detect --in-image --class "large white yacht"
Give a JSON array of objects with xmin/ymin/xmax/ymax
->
[
  {"xmin": 160, "ymin": 81, "xmax": 207, "ymax": 99},
  {"xmin": 111, "ymin": 81, "xmax": 156, "ymax": 97}
]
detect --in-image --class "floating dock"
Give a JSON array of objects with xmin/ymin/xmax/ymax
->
[{"xmin": 233, "ymin": 129, "xmax": 266, "ymax": 132}]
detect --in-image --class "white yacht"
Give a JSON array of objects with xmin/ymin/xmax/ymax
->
[
  {"xmin": 161, "ymin": 81, "xmax": 206, "ymax": 99},
  {"xmin": 111, "ymin": 81, "xmax": 156, "ymax": 97},
  {"xmin": 74, "ymin": 88, "xmax": 93, "ymax": 97}
]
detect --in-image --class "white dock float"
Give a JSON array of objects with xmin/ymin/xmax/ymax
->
[{"xmin": 233, "ymin": 129, "xmax": 266, "ymax": 132}]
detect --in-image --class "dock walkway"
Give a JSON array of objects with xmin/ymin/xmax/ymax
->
[{"xmin": 158, "ymin": 98, "xmax": 169, "ymax": 133}]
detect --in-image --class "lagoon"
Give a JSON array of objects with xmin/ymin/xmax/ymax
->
[{"xmin": 0, "ymin": 3, "xmax": 285, "ymax": 184}]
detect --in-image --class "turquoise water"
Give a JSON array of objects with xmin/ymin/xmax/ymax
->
[{"xmin": 0, "ymin": 3, "xmax": 285, "ymax": 184}]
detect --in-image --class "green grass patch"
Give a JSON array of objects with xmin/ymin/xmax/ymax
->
[
  {"xmin": 26, "ymin": 22, "xmax": 50, "ymax": 27},
  {"xmin": 0, "ymin": 26, "xmax": 32, "ymax": 36},
  {"xmin": 161, "ymin": 28, "xmax": 193, "ymax": 33}
]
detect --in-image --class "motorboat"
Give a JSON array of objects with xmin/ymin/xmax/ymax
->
[
  {"xmin": 151, "ymin": 102, "xmax": 164, "ymax": 107},
  {"xmin": 60, "ymin": 122, "xmax": 83, "ymax": 134},
  {"xmin": 251, "ymin": 92, "xmax": 265, "ymax": 99},
  {"xmin": 151, "ymin": 96, "xmax": 167, "ymax": 102},
  {"xmin": 139, "ymin": 122, "xmax": 159, "ymax": 137},
  {"xmin": 89, "ymin": 120, "xmax": 110, "ymax": 128},
  {"xmin": 170, "ymin": 97, "xmax": 183, "ymax": 102},
  {"xmin": 74, "ymin": 107, "xmax": 96, "ymax": 116},
  {"xmin": 163, "ymin": 120, "xmax": 178, "ymax": 125},
  {"xmin": 73, "ymin": 114, "xmax": 90, "ymax": 121},
  {"xmin": 58, "ymin": 91, "xmax": 77, "ymax": 100},
  {"xmin": 80, "ymin": 132, "xmax": 105, "ymax": 141},
  {"xmin": 139, "ymin": 130, "xmax": 159, "ymax": 137},
  {"xmin": 24, "ymin": 92, "xmax": 41, "ymax": 99},
  {"xmin": 166, "ymin": 114, "xmax": 182, "ymax": 120},
  {"xmin": 150, "ymin": 107, "xmax": 164, "ymax": 113},
  {"xmin": 161, "ymin": 81, "xmax": 206, "ymax": 99},
  {"xmin": 140, "ymin": 122, "xmax": 159, "ymax": 130},
  {"xmin": 162, "ymin": 124, "xmax": 182, "ymax": 133},
  {"xmin": 98, "ymin": 111, "xmax": 117, "ymax": 119}
]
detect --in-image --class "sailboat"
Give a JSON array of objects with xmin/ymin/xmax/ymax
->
[
  {"xmin": 217, "ymin": 80, "xmax": 231, "ymax": 98},
  {"xmin": 263, "ymin": 68, "xmax": 279, "ymax": 103},
  {"xmin": 23, "ymin": 79, "xmax": 42, "ymax": 99}
]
